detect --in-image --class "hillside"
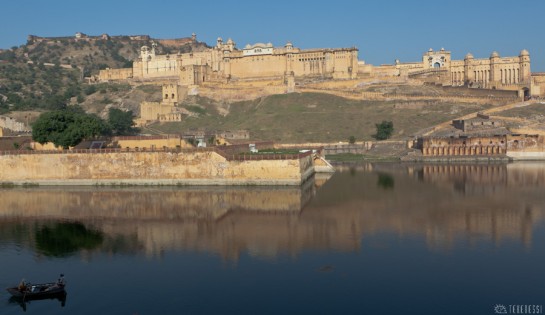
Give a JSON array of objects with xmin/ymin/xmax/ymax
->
[
  {"xmin": 1, "ymin": 34, "xmax": 533, "ymax": 144},
  {"xmin": 150, "ymin": 93, "xmax": 495, "ymax": 142},
  {"xmin": 0, "ymin": 34, "xmax": 207, "ymax": 113}
]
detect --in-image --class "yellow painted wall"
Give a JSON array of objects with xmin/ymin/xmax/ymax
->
[
  {"xmin": 140, "ymin": 101, "xmax": 176, "ymax": 121},
  {"xmin": 230, "ymin": 54, "xmax": 286, "ymax": 78},
  {"xmin": 31, "ymin": 142, "xmax": 62, "ymax": 151},
  {"xmin": 0, "ymin": 151, "xmax": 314, "ymax": 185}
]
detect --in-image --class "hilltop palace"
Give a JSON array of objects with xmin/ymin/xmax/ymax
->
[{"xmin": 97, "ymin": 34, "xmax": 545, "ymax": 123}]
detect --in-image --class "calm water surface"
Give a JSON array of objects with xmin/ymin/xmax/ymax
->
[{"xmin": 1, "ymin": 162, "xmax": 544, "ymax": 314}]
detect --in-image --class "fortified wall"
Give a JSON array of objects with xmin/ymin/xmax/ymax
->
[
  {"xmin": 0, "ymin": 149, "xmax": 314, "ymax": 186},
  {"xmin": 27, "ymin": 33, "xmax": 151, "ymax": 44}
]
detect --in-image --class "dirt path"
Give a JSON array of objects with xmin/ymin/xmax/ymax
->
[{"xmin": 421, "ymin": 100, "xmax": 533, "ymax": 136}]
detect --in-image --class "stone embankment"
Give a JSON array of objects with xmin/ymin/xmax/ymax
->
[{"xmin": 0, "ymin": 147, "xmax": 315, "ymax": 186}]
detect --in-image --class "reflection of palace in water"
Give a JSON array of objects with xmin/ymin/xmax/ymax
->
[{"xmin": 1, "ymin": 163, "xmax": 544, "ymax": 260}]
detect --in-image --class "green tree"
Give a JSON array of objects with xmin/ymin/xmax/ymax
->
[
  {"xmin": 108, "ymin": 108, "xmax": 138, "ymax": 136},
  {"xmin": 32, "ymin": 107, "xmax": 109, "ymax": 149},
  {"xmin": 374, "ymin": 120, "xmax": 394, "ymax": 140},
  {"xmin": 348, "ymin": 135, "xmax": 356, "ymax": 144}
]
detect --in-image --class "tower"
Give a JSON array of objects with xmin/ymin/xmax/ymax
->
[
  {"xmin": 464, "ymin": 53, "xmax": 474, "ymax": 85},
  {"xmin": 489, "ymin": 51, "xmax": 500, "ymax": 87},
  {"xmin": 519, "ymin": 49, "xmax": 531, "ymax": 83}
]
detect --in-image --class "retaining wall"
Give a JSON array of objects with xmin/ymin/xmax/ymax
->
[
  {"xmin": 0, "ymin": 150, "xmax": 314, "ymax": 186},
  {"xmin": 507, "ymin": 152, "xmax": 545, "ymax": 160}
]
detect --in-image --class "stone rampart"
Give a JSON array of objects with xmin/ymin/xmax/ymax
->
[
  {"xmin": 0, "ymin": 150, "xmax": 314, "ymax": 186},
  {"xmin": 199, "ymin": 83, "xmax": 287, "ymax": 101}
]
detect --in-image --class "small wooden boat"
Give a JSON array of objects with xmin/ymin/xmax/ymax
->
[{"xmin": 6, "ymin": 282, "xmax": 65, "ymax": 299}]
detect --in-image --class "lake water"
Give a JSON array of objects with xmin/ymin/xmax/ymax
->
[{"xmin": 1, "ymin": 163, "xmax": 544, "ymax": 315}]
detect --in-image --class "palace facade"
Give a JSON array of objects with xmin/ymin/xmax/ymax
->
[
  {"xmin": 364, "ymin": 48, "xmax": 532, "ymax": 93},
  {"xmin": 99, "ymin": 37, "xmax": 359, "ymax": 84}
]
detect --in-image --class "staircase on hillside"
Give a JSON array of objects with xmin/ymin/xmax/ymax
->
[{"xmin": 140, "ymin": 125, "xmax": 166, "ymax": 135}]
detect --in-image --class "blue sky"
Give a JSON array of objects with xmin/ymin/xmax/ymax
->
[{"xmin": 2, "ymin": 0, "xmax": 544, "ymax": 71}]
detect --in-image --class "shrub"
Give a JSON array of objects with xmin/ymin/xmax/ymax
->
[{"xmin": 374, "ymin": 120, "xmax": 394, "ymax": 140}]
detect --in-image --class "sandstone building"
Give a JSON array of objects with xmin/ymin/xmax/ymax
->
[
  {"xmin": 100, "ymin": 41, "xmax": 543, "ymax": 99},
  {"xmin": 421, "ymin": 133, "xmax": 545, "ymax": 158},
  {"xmin": 139, "ymin": 83, "xmax": 186, "ymax": 123},
  {"xmin": 362, "ymin": 48, "xmax": 533, "ymax": 97},
  {"xmin": 100, "ymin": 37, "xmax": 358, "ymax": 84}
]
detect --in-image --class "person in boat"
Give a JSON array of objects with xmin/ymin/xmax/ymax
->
[
  {"xmin": 17, "ymin": 279, "xmax": 27, "ymax": 292},
  {"xmin": 56, "ymin": 274, "xmax": 65, "ymax": 287}
]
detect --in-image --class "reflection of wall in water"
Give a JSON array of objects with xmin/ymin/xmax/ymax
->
[
  {"xmin": 419, "ymin": 164, "xmax": 508, "ymax": 195},
  {"xmin": 506, "ymin": 163, "xmax": 545, "ymax": 187},
  {"xmin": 310, "ymin": 168, "xmax": 545, "ymax": 251},
  {"xmin": 0, "ymin": 183, "xmax": 316, "ymax": 258},
  {"xmin": 0, "ymin": 185, "xmax": 314, "ymax": 219},
  {"xmin": 1, "ymin": 167, "xmax": 544, "ymax": 259},
  {"xmin": 417, "ymin": 163, "xmax": 545, "ymax": 195}
]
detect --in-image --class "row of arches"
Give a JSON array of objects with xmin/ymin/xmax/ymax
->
[
  {"xmin": 500, "ymin": 68, "xmax": 520, "ymax": 84},
  {"xmin": 423, "ymin": 145, "xmax": 505, "ymax": 156},
  {"xmin": 474, "ymin": 70, "xmax": 490, "ymax": 85},
  {"xmin": 452, "ymin": 71, "xmax": 464, "ymax": 86},
  {"xmin": 450, "ymin": 67, "xmax": 522, "ymax": 86}
]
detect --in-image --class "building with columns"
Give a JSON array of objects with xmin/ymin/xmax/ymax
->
[
  {"xmin": 451, "ymin": 49, "xmax": 531, "ymax": 89},
  {"xmin": 100, "ymin": 36, "xmax": 358, "ymax": 84},
  {"xmin": 366, "ymin": 48, "xmax": 532, "ymax": 95}
]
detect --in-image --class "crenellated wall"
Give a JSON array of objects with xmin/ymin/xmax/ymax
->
[{"xmin": 0, "ymin": 150, "xmax": 314, "ymax": 186}]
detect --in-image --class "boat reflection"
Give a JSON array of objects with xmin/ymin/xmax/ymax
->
[
  {"xmin": 8, "ymin": 291, "xmax": 66, "ymax": 312},
  {"xmin": 0, "ymin": 163, "xmax": 544, "ymax": 259}
]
